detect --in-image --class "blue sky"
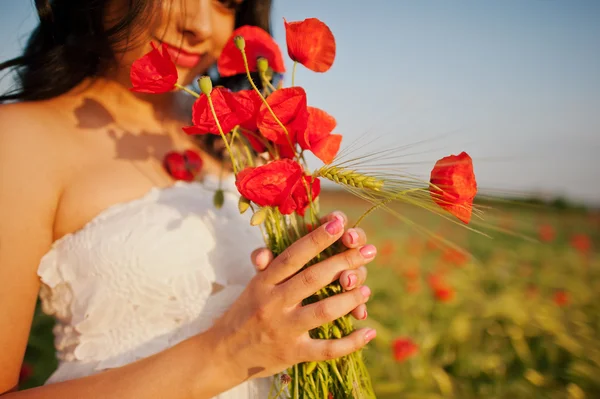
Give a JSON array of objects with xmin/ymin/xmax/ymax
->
[{"xmin": 1, "ymin": 1, "xmax": 599, "ymax": 204}]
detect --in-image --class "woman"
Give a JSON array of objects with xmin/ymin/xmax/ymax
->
[{"xmin": 0, "ymin": 0, "xmax": 377, "ymax": 398}]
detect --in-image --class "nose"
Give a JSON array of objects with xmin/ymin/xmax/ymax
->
[{"xmin": 179, "ymin": 0, "xmax": 213, "ymax": 43}]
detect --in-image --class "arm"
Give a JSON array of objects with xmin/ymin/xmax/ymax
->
[
  {"xmin": 0, "ymin": 105, "xmax": 376, "ymax": 398},
  {"xmin": 0, "ymin": 106, "xmax": 248, "ymax": 398}
]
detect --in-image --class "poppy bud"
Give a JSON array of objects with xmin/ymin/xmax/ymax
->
[
  {"xmin": 280, "ymin": 374, "xmax": 292, "ymax": 386},
  {"xmin": 213, "ymin": 189, "xmax": 225, "ymax": 209},
  {"xmin": 238, "ymin": 196, "xmax": 251, "ymax": 214},
  {"xmin": 199, "ymin": 76, "xmax": 213, "ymax": 96},
  {"xmin": 250, "ymin": 207, "xmax": 268, "ymax": 226},
  {"xmin": 257, "ymin": 57, "xmax": 269, "ymax": 74},
  {"xmin": 234, "ymin": 35, "xmax": 245, "ymax": 51},
  {"xmin": 304, "ymin": 361, "xmax": 317, "ymax": 374}
]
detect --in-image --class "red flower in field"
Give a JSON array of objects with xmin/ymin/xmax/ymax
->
[
  {"xmin": 217, "ymin": 26, "xmax": 285, "ymax": 77},
  {"xmin": 403, "ymin": 263, "xmax": 420, "ymax": 280},
  {"xmin": 130, "ymin": 42, "xmax": 178, "ymax": 94},
  {"xmin": 328, "ymin": 393, "xmax": 334, "ymax": 399},
  {"xmin": 284, "ymin": 18, "xmax": 336, "ymax": 73},
  {"xmin": 392, "ymin": 337, "xmax": 418, "ymax": 362},
  {"xmin": 298, "ymin": 107, "xmax": 342, "ymax": 164},
  {"xmin": 538, "ymin": 224, "xmax": 556, "ymax": 242},
  {"xmin": 430, "ymin": 152, "xmax": 477, "ymax": 224},
  {"xmin": 163, "ymin": 150, "xmax": 203, "ymax": 182},
  {"xmin": 570, "ymin": 233, "xmax": 592, "ymax": 254},
  {"xmin": 427, "ymin": 273, "xmax": 445, "ymax": 291},
  {"xmin": 442, "ymin": 247, "xmax": 469, "ymax": 267},
  {"xmin": 434, "ymin": 286, "xmax": 455, "ymax": 302},
  {"xmin": 405, "ymin": 280, "xmax": 421, "ymax": 294},
  {"xmin": 19, "ymin": 362, "xmax": 33, "ymax": 384},
  {"xmin": 182, "ymin": 88, "xmax": 253, "ymax": 136},
  {"xmin": 553, "ymin": 290, "xmax": 569, "ymax": 307},
  {"xmin": 257, "ymin": 87, "xmax": 309, "ymax": 145}
]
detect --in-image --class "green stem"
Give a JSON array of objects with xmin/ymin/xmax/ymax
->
[
  {"xmin": 292, "ymin": 61, "xmax": 298, "ymax": 87},
  {"xmin": 174, "ymin": 83, "xmax": 199, "ymax": 98},
  {"xmin": 354, "ymin": 188, "xmax": 424, "ymax": 228},
  {"xmin": 238, "ymin": 47, "xmax": 300, "ymax": 162},
  {"xmin": 206, "ymin": 94, "xmax": 238, "ymax": 174}
]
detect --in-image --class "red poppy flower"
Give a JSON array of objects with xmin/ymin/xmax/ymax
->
[
  {"xmin": 553, "ymin": 290, "xmax": 569, "ymax": 307},
  {"xmin": 280, "ymin": 175, "xmax": 321, "ymax": 216},
  {"xmin": 442, "ymin": 248, "xmax": 469, "ymax": 266},
  {"xmin": 130, "ymin": 42, "xmax": 178, "ymax": 94},
  {"xmin": 234, "ymin": 90, "xmax": 267, "ymax": 152},
  {"xmin": 284, "ymin": 18, "xmax": 336, "ymax": 73},
  {"xmin": 430, "ymin": 152, "xmax": 477, "ymax": 224},
  {"xmin": 257, "ymin": 87, "xmax": 309, "ymax": 145},
  {"xmin": 276, "ymin": 141, "xmax": 298, "ymax": 159},
  {"xmin": 235, "ymin": 159, "xmax": 304, "ymax": 208},
  {"xmin": 539, "ymin": 224, "xmax": 556, "ymax": 242},
  {"xmin": 217, "ymin": 26, "xmax": 286, "ymax": 77},
  {"xmin": 570, "ymin": 233, "xmax": 592, "ymax": 254},
  {"xmin": 298, "ymin": 107, "xmax": 342, "ymax": 164},
  {"xmin": 434, "ymin": 286, "xmax": 455, "ymax": 302},
  {"xmin": 182, "ymin": 87, "xmax": 253, "ymax": 136},
  {"xmin": 163, "ymin": 150, "xmax": 203, "ymax": 182},
  {"xmin": 392, "ymin": 338, "xmax": 418, "ymax": 362}
]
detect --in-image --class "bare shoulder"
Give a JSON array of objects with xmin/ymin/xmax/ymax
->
[{"xmin": 0, "ymin": 101, "xmax": 67, "ymax": 222}]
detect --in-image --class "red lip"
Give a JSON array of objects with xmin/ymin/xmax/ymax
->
[{"xmin": 161, "ymin": 42, "xmax": 202, "ymax": 68}]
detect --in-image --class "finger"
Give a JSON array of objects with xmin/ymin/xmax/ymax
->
[
  {"xmin": 295, "ymin": 286, "xmax": 372, "ymax": 331},
  {"xmin": 300, "ymin": 327, "xmax": 377, "ymax": 362},
  {"xmin": 264, "ymin": 214, "xmax": 346, "ymax": 284},
  {"xmin": 319, "ymin": 211, "xmax": 348, "ymax": 227},
  {"xmin": 350, "ymin": 303, "xmax": 368, "ymax": 320},
  {"xmin": 251, "ymin": 248, "xmax": 274, "ymax": 272},
  {"xmin": 278, "ymin": 246, "xmax": 377, "ymax": 305},
  {"xmin": 339, "ymin": 266, "xmax": 368, "ymax": 291},
  {"xmin": 340, "ymin": 227, "xmax": 366, "ymax": 249}
]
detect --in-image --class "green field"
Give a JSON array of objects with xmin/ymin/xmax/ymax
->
[{"xmin": 20, "ymin": 191, "xmax": 599, "ymax": 398}]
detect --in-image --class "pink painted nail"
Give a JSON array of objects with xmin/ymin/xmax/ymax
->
[
  {"xmin": 363, "ymin": 309, "xmax": 368, "ymax": 320},
  {"xmin": 359, "ymin": 245, "xmax": 377, "ymax": 259},
  {"xmin": 325, "ymin": 218, "xmax": 343, "ymax": 235},
  {"xmin": 360, "ymin": 286, "xmax": 371, "ymax": 298},
  {"xmin": 348, "ymin": 230, "xmax": 359, "ymax": 245},
  {"xmin": 364, "ymin": 329, "xmax": 377, "ymax": 343},
  {"xmin": 347, "ymin": 274, "xmax": 357, "ymax": 289}
]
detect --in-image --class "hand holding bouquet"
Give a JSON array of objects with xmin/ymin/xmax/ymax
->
[{"xmin": 130, "ymin": 16, "xmax": 477, "ymax": 399}]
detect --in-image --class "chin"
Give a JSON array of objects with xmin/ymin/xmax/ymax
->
[{"xmin": 176, "ymin": 65, "xmax": 211, "ymax": 88}]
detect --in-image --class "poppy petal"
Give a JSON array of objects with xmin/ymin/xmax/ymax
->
[{"xmin": 284, "ymin": 18, "xmax": 336, "ymax": 73}]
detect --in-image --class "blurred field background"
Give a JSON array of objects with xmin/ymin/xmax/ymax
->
[{"xmin": 20, "ymin": 190, "xmax": 599, "ymax": 399}]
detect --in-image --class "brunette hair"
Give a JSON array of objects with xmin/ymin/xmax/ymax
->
[{"xmin": 0, "ymin": 0, "xmax": 272, "ymax": 102}]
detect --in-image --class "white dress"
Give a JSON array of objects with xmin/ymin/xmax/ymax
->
[{"xmin": 37, "ymin": 175, "xmax": 273, "ymax": 398}]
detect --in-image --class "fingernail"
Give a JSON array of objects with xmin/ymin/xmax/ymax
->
[
  {"xmin": 325, "ymin": 218, "xmax": 343, "ymax": 235},
  {"xmin": 348, "ymin": 230, "xmax": 359, "ymax": 245},
  {"xmin": 347, "ymin": 274, "xmax": 357, "ymax": 289},
  {"xmin": 363, "ymin": 309, "xmax": 368, "ymax": 320},
  {"xmin": 360, "ymin": 286, "xmax": 371, "ymax": 298},
  {"xmin": 364, "ymin": 329, "xmax": 377, "ymax": 343},
  {"xmin": 359, "ymin": 245, "xmax": 377, "ymax": 259},
  {"xmin": 333, "ymin": 211, "xmax": 346, "ymax": 225}
]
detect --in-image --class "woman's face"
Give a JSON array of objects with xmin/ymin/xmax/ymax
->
[{"xmin": 109, "ymin": 0, "xmax": 242, "ymax": 86}]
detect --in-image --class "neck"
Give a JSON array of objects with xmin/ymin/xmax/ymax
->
[{"xmin": 67, "ymin": 76, "xmax": 193, "ymax": 131}]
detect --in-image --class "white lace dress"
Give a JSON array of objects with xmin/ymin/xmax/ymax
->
[{"xmin": 37, "ymin": 175, "xmax": 273, "ymax": 398}]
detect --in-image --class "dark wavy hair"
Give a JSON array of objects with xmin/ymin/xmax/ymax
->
[{"xmin": 0, "ymin": 0, "xmax": 272, "ymax": 103}]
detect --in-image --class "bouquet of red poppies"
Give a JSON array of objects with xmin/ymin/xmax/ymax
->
[{"xmin": 130, "ymin": 16, "xmax": 477, "ymax": 399}]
